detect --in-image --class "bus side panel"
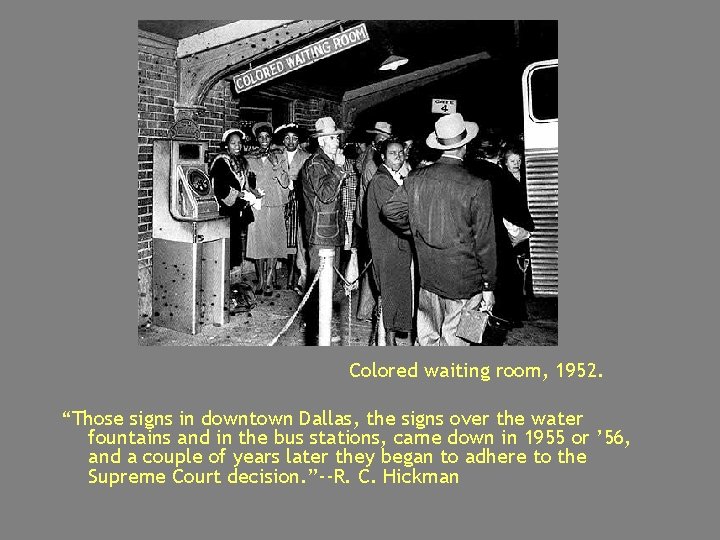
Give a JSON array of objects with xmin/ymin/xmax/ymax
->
[{"xmin": 525, "ymin": 148, "xmax": 558, "ymax": 297}]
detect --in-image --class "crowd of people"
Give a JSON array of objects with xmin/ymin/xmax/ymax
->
[{"xmin": 209, "ymin": 112, "xmax": 534, "ymax": 346}]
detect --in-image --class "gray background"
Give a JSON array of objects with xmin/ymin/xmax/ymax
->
[{"xmin": 1, "ymin": 1, "xmax": 719, "ymax": 539}]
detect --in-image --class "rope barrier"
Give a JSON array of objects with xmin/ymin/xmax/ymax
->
[
  {"xmin": 331, "ymin": 259, "xmax": 373, "ymax": 345},
  {"xmin": 266, "ymin": 260, "xmax": 324, "ymax": 346},
  {"xmin": 265, "ymin": 258, "xmax": 374, "ymax": 347},
  {"xmin": 331, "ymin": 258, "xmax": 373, "ymax": 291},
  {"xmin": 347, "ymin": 282, "xmax": 352, "ymax": 345}
]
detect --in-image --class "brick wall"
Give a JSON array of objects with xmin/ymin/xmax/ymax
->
[
  {"xmin": 199, "ymin": 82, "xmax": 226, "ymax": 152},
  {"xmin": 138, "ymin": 31, "xmax": 342, "ymax": 326},
  {"xmin": 294, "ymin": 98, "xmax": 342, "ymax": 131},
  {"xmin": 138, "ymin": 32, "xmax": 178, "ymax": 325}
]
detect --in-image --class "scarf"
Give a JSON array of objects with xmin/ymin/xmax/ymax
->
[
  {"xmin": 211, "ymin": 152, "xmax": 248, "ymax": 189},
  {"xmin": 384, "ymin": 164, "xmax": 405, "ymax": 186}
]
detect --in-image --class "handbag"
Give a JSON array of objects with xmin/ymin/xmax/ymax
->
[
  {"xmin": 456, "ymin": 305, "xmax": 492, "ymax": 344},
  {"xmin": 229, "ymin": 281, "xmax": 257, "ymax": 314}
]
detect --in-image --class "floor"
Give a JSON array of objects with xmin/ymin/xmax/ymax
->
[{"xmin": 139, "ymin": 269, "xmax": 557, "ymax": 347}]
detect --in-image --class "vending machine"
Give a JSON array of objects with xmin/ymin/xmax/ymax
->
[{"xmin": 152, "ymin": 137, "xmax": 230, "ymax": 334}]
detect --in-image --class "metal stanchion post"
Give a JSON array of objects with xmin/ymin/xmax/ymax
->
[
  {"xmin": 377, "ymin": 297, "xmax": 386, "ymax": 346},
  {"xmin": 345, "ymin": 247, "xmax": 359, "ymax": 289},
  {"xmin": 318, "ymin": 248, "xmax": 335, "ymax": 346}
]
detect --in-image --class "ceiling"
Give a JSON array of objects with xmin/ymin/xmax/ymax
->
[
  {"xmin": 139, "ymin": 20, "xmax": 556, "ymax": 138},
  {"xmin": 289, "ymin": 20, "xmax": 516, "ymax": 96},
  {"xmin": 139, "ymin": 20, "xmax": 557, "ymax": 98},
  {"xmin": 138, "ymin": 20, "xmax": 236, "ymax": 40}
]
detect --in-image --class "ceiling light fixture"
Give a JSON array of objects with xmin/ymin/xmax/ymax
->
[{"xmin": 379, "ymin": 54, "xmax": 408, "ymax": 71}]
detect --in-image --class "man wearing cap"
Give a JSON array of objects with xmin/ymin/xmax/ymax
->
[
  {"xmin": 355, "ymin": 120, "xmax": 393, "ymax": 321},
  {"xmin": 355, "ymin": 121, "xmax": 393, "ymax": 228},
  {"xmin": 275, "ymin": 123, "xmax": 311, "ymax": 292},
  {"xmin": 300, "ymin": 117, "xmax": 347, "ymax": 289},
  {"xmin": 382, "ymin": 113, "xmax": 496, "ymax": 346}
]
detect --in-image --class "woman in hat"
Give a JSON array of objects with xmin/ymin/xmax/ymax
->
[
  {"xmin": 210, "ymin": 128, "xmax": 260, "ymax": 272},
  {"xmin": 274, "ymin": 123, "xmax": 311, "ymax": 292},
  {"xmin": 246, "ymin": 122, "xmax": 291, "ymax": 295}
]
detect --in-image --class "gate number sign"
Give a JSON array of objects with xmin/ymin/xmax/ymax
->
[{"xmin": 432, "ymin": 99, "xmax": 457, "ymax": 114}]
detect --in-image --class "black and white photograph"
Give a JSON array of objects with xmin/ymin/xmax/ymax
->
[
  {"xmin": 137, "ymin": 20, "xmax": 558, "ymax": 346},
  {"xmin": 8, "ymin": 6, "xmax": 720, "ymax": 540}
]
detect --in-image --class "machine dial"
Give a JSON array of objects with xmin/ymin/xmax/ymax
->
[{"xmin": 187, "ymin": 169, "xmax": 211, "ymax": 196}]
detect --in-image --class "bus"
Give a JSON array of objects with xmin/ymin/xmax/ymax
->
[{"xmin": 522, "ymin": 59, "xmax": 558, "ymax": 297}]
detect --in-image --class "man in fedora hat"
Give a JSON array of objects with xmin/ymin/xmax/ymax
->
[
  {"xmin": 275, "ymin": 123, "xmax": 311, "ymax": 292},
  {"xmin": 382, "ymin": 113, "xmax": 497, "ymax": 346},
  {"xmin": 300, "ymin": 117, "xmax": 348, "ymax": 292},
  {"xmin": 355, "ymin": 120, "xmax": 393, "ymax": 321}
]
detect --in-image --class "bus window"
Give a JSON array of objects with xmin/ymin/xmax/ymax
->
[{"xmin": 530, "ymin": 65, "xmax": 557, "ymax": 121}]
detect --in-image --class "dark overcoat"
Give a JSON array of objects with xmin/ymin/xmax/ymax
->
[
  {"xmin": 382, "ymin": 156, "xmax": 496, "ymax": 300},
  {"xmin": 366, "ymin": 165, "xmax": 413, "ymax": 332}
]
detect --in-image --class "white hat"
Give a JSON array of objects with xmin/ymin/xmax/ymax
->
[
  {"xmin": 273, "ymin": 122, "xmax": 306, "ymax": 141},
  {"xmin": 310, "ymin": 117, "xmax": 345, "ymax": 138},
  {"xmin": 366, "ymin": 121, "xmax": 393, "ymax": 136},
  {"xmin": 221, "ymin": 128, "xmax": 247, "ymax": 144},
  {"xmin": 426, "ymin": 113, "xmax": 479, "ymax": 150}
]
